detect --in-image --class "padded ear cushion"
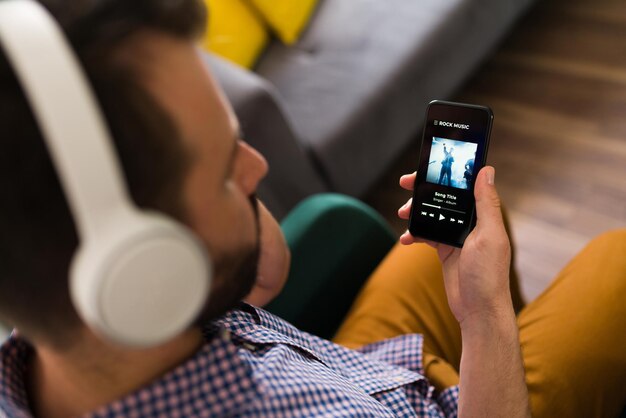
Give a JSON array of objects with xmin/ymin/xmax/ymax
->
[{"xmin": 70, "ymin": 212, "xmax": 211, "ymax": 347}]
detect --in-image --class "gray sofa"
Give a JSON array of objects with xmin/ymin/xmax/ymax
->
[{"xmin": 204, "ymin": 0, "xmax": 535, "ymax": 218}]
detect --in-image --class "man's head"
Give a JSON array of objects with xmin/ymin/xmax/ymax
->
[{"xmin": 0, "ymin": 0, "xmax": 267, "ymax": 349}]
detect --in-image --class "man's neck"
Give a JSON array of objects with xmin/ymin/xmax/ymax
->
[{"xmin": 26, "ymin": 328, "xmax": 203, "ymax": 418}]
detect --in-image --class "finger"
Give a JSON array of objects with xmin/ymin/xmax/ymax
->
[
  {"xmin": 474, "ymin": 166, "xmax": 505, "ymax": 229},
  {"xmin": 399, "ymin": 230, "xmax": 414, "ymax": 245},
  {"xmin": 399, "ymin": 171, "xmax": 417, "ymax": 191},
  {"xmin": 399, "ymin": 230, "xmax": 437, "ymax": 248},
  {"xmin": 397, "ymin": 197, "xmax": 413, "ymax": 219}
]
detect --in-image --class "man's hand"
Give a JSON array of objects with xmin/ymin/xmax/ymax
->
[
  {"xmin": 244, "ymin": 200, "xmax": 291, "ymax": 307},
  {"xmin": 398, "ymin": 167, "xmax": 512, "ymax": 325},
  {"xmin": 398, "ymin": 167, "xmax": 531, "ymax": 418}
]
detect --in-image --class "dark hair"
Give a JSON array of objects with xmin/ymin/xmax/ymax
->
[{"xmin": 0, "ymin": 0, "xmax": 207, "ymax": 348}]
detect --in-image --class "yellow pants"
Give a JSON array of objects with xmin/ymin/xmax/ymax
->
[{"xmin": 333, "ymin": 230, "xmax": 626, "ymax": 418}]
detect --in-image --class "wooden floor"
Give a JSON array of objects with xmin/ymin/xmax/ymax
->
[{"xmin": 365, "ymin": 0, "xmax": 626, "ymax": 302}]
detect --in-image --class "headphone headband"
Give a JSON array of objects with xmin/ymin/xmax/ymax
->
[{"xmin": 0, "ymin": 0, "xmax": 135, "ymax": 240}]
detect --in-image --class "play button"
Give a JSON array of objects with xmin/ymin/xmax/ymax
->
[{"xmin": 439, "ymin": 214, "xmax": 446, "ymax": 221}]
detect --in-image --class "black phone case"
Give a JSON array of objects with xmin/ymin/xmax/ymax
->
[{"xmin": 408, "ymin": 100, "xmax": 493, "ymax": 247}]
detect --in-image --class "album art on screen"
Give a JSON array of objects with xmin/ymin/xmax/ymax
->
[{"xmin": 425, "ymin": 137, "xmax": 478, "ymax": 190}]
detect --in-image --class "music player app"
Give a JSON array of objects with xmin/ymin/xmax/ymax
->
[{"xmin": 409, "ymin": 101, "xmax": 492, "ymax": 247}]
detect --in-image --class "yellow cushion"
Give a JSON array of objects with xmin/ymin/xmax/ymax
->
[
  {"xmin": 247, "ymin": 0, "xmax": 318, "ymax": 45},
  {"xmin": 202, "ymin": 0, "xmax": 269, "ymax": 69}
]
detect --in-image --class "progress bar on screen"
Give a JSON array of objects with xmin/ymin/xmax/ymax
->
[{"xmin": 422, "ymin": 202, "xmax": 466, "ymax": 215}]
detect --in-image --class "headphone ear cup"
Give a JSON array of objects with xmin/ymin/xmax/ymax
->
[{"xmin": 70, "ymin": 213, "xmax": 212, "ymax": 347}]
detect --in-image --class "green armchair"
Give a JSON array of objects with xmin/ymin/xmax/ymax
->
[{"xmin": 267, "ymin": 193, "xmax": 396, "ymax": 340}]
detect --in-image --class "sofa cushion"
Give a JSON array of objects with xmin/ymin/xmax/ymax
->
[
  {"xmin": 247, "ymin": 0, "xmax": 319, "ymax": 45},
  {"xmin": 202, "ymin": 0, "xmax": 268, "ymax": 69},
  {"xmin": 255, "ymin": 0, "xmax": 533, "ymax": 196}
]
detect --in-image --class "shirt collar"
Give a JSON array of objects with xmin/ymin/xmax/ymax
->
[
  {"xmin": 0, "ymin": 333, "xmax": 32, "ymax": 417},
  {"xmin": 215, "ymin": 303, "xmax": 334, "ymax": 368}
]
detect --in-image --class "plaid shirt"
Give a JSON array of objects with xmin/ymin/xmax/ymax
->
[{"xmin": 0, "ymin": 304, "xmax": 459, "ymax": 417}]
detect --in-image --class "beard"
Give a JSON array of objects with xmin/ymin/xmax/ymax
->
[{"xmin": 196, "ymin": 196, "xmax": 261, "ymax": 323}]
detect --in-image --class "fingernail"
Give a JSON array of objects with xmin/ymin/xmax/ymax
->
[{"xmin": 487, "ymin": 168, "xmax": 495, "ymax": 185}]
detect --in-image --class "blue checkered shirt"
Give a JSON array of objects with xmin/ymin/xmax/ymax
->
[{"xmin": 0, "ymin": 303, "xmax": 459, "ymax": 417}]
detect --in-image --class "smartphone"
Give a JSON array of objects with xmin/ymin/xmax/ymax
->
[{"xmin": 408, "ymin": 100, "xmax": 493, "ymax": 247}]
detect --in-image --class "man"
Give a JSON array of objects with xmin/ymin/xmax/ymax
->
[
  {"xmin": 438, "ymin": 144, "xmax": 454, "ymax": 187},
  {"xmin": 0, "ymin": 1, "xmax": 624, "ymax": 417},
  {"xmin": 464, "ymin": 153, "xmax": 475, "ymax": 188}
]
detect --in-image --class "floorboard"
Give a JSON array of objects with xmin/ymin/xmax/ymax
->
[{"xmin": 365, "ymin": 0, "xmax": 626, "ymax": 301}]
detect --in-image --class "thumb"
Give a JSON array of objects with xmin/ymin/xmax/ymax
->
[{"xmin": 474, "ymin": 166, "xmax": 504, "ymax": 228}]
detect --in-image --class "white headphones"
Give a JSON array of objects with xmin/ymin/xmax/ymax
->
[{"xmin": 0, "ymin": 0, "xmax": 212, "ymax": 347}]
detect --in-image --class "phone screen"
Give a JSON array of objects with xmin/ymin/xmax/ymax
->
[{"xmin": 408, "ymin": 100, "xmax": 493, "ymax": 247}]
